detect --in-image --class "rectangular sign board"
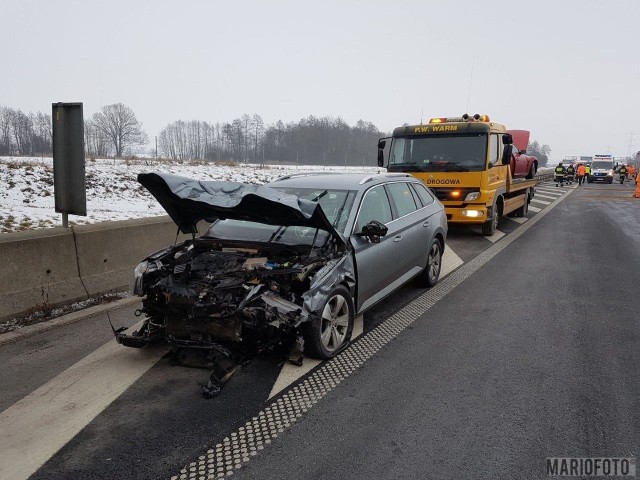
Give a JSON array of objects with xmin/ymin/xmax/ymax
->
[{"xmin": 52, "ymin": 102, "xmax": 86, "ymax": 216}]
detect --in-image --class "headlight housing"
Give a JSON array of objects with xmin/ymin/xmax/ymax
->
[
  {"xmin": 133, "ymin": 261, "xmax": 149, "ymax": 296},
  {"xmin": 134, "ymin": 260, "xmax": 149, "ymax": 279},
  {"xmin": 464, "ymin": 192, "xmax": 480, "ymax": 201}
]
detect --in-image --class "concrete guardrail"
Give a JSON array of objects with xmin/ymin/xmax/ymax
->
[{"xmin": 0, "ymin": 216, "xmax": 194, "ymax": 323}]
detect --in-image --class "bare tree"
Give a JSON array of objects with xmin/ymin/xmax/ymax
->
[
  {"xmin": 85, "ymin": 119, "xmax": 111, "ymax": 157},
  {"xmin": 0, "ymin": 106, "xmax": 13, "ymax": 155},
  {"xmin": 92, "ymin": 103, "xmax": 148, "ymax": 157}
]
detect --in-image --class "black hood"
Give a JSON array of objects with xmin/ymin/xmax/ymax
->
[{"xmin": 138, "ymin": 173, "xmax": 346, "ymax": 246}]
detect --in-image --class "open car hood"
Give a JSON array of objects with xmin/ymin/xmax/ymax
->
[
  {"xmin": 138, "ymin": 173, "xmax": 346, "ymax": 246},
  {"xmin": 507, "ymin": 130, "xmax": 531, "ymax": 152}
]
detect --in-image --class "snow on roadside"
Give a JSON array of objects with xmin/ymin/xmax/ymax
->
[{"xmin": 0, "ymin": 156, "xmax": 383, "ymax": 234}]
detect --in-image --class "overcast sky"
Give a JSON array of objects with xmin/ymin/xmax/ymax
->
[{"xmin": 2, "ymin": 0, "xmax": 639, "ymax": 160}]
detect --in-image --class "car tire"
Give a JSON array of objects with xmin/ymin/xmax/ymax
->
[
  {"xmin": 415, "ymin": 237, "xmax": 442, "ymax": 288},
  {"xmin": 303, "ymin": 285, "xmax": 354, "ymax": 360},
  {"xmin": 525, "ymin": 163, "xmax": 536, "ymax": 179},
  {"xmin": 587, "ymin": 177, "xmax": 592, "ymax": 183},
  {"xmin": 481, "ymin": 207, "xmax": 498, "ymax": 236}
]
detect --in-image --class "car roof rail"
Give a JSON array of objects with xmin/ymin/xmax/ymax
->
[{"xmin": 358, "ymin": 172, "xmax": 413, "ymax": 184}]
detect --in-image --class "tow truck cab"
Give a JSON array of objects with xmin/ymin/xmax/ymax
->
[{"xmin": 380, "ymin": 114, "xmax": 538, "ymax": 236}]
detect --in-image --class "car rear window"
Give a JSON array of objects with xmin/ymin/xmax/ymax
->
[{"xmin": 386, "ymin": 182, "xmax": 418, "ymax": 218}]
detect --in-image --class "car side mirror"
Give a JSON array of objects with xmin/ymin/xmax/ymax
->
[
  {"xmin": 502, "ymin": 133, "xmax": 513, "ymax": 145},
  {"xmin": 355, "ymin": 220, "xmax": 388, "ymax": 243},
  {"xmin": 502, "ymin": 144, "xmax": 512, "ymax": 165},
  {"xmin": 377, "ymin": 139, "xmax": 386, "ymax": 167}
]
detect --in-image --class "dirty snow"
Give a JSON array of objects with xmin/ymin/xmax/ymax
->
[
  {"xmin": 0, "ymin": 291, "xmax": 131, "ymax": 333},
  {"xmin": 0, "ymin": 156, "xmax": 383, "ymax": 234}
]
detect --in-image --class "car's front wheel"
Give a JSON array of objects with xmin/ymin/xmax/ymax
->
[
  {"xmin": 415, "ymin": 237, "xmax": 442, "ymax": 288},
  {"xmin": 303, "ymin": 286, "xmax": 354, "ymax": 359}
]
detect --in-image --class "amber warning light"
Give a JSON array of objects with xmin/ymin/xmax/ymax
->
[{"xmin": 429, "ymin": 114, "xmax": 490, "ymax": 124}]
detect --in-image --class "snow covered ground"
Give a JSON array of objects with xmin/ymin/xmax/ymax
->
[{"xmin": 0, "ymin": 156, "xmax": 383, "ymax": 234}]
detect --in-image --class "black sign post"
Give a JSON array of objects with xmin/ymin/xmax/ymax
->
[{"xmin": 52, "ymin": 102, "xmax": 86, "ymax": 227}]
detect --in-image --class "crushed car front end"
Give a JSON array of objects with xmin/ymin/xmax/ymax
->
[{"xmin": 116, "ymin": 173, "xmax": 356, "ymax": 361}]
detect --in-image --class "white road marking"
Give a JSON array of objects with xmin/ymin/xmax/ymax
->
[
  {"xmin": 467, "ymin": 226, "xmax": 506, "ymax": 242},
  {"xmin": 531, "ymin": 198, "xmax": 551, "ymax": 206},
  {"xmin": 536, "ymin": 186, "xmax": 564, "ymax": 195},
  {"xmin": 486, "ymin": 230, "xmax": 506, "ymax": 243},
  {"xmin": 534, "ymin": 193, "xmax": 562, "ymax": 200},
  {"xmin": 0, "ymin": 321, "xmax": 169, "ymax": 480},
  {"xmin": 509, "ymin": 217, "xmax": 528, "ymax": 224},
  {"xmin": 528, "ymin": 205, "xmax": 542, "ymax": 212},
  {"xmin": 440, "ymin": 245, "xmax": 464, "ymax": 278}
]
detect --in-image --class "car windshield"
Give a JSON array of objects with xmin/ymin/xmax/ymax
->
[
  {"xmin": 592, "ymin": 161, "xmax": 613, "ymax": 169},
  {"xmin": 388, "ymin": 134, "xmax": 488, "ymax": 172},
  {"xmin": 203, "ymin": 188, "xmax": 356, "ymax": 245}
]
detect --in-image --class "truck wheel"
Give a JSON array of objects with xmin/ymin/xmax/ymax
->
[
  {"xmin": 481, "ymin": 208, "xmax": 498, "ymax": 236},
  {"xmin": 526, "ymin": 163, "xmax": 536, "ymax": 179},
  {"xmin": 303, "ymin": 286, "xmax": 354, "ymax": 360},
  {"xmin": 415, "ymin": 237, "xmax": 442, "ymax": 288}
]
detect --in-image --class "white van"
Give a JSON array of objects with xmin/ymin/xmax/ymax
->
[{"xmin": 588, "ymin": 154, "xmax": 614, "ymax": 184}]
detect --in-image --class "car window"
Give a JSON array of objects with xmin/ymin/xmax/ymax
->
[
  {"xmin": 411, "ymin": 183, "xmax": 435, "ymax": 206},
  {"xmin": 271, "ymin": 187, "xmax": 356, "ymax": 234},
  {"xmin": 354, "ymin": 185, "xmax": 393, "ymax": 232},
  {"xmin": 386, "ymin": 182, "xmax": 418, "ymax": 218}
]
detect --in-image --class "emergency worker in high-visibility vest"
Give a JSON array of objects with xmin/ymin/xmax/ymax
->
[
  {"xmin": 555, "ymin": 162, "xmax": 566, "ymax": 187},
  {"xmin": 618, "ymin": 164, "xmax": 628, "ymax": 183},
  {"xmin": 577, "ymin": 163, "xmax": 586, "ymax": 186}
]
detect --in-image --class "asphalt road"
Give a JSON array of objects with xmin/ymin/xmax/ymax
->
[{"xmin": 2, "ymin": 179, "xmax": 639, "ymax": 479}]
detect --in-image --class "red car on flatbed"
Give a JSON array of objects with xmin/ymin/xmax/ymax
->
[{"xmin": 508, "ymin": 130, "xmax": 538, "ymax": 179}]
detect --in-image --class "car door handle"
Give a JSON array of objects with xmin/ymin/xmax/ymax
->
[
  {"xmin": 393, "ymin": 235, "xmax": 402, "ymax": 242},
  {"xmin": 423, "ymin": 221, "xmax": 430, "ymax": 227}
]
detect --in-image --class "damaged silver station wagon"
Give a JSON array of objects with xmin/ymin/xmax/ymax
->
[{"xmin": 115, "ymin": 172, "xmax": 447, "ymax": 395}]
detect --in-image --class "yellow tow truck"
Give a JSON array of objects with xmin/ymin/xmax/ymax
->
[{"xmin": 377, "ymin": 114, "xmax": 538, "ymax": 236}]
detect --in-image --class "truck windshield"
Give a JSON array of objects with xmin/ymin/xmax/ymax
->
[
  {"xmin": 388, "ymin": 134, "xmax": 488, "ymax": 172},
  {"xmin": 592, "ymin": 161, "xmax": 613, "ymax": 169}
]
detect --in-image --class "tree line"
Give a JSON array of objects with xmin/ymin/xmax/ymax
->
[
  {"xmin": 0, "ymin": 106, "xmax": 52, "ymax": 156},
  {"xmin": 0, "ymin": 103, "xmax": 384, "ymax": 166},
  {"xmin": 0, "ymin": 103, "xmax": 148, "ymax": 159},
  {"xmin": 158, "ymin": 114, "xmax": 383, "ymax": 166}
]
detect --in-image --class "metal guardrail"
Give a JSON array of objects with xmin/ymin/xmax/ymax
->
[{"xmin": 535, "ymin": 169, "xmax": 555, "ymax": 183}]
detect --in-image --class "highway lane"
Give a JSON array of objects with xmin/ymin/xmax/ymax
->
[{"xmin": 0, "ymin": 180, "xmax": 580, "ymax": 479}]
